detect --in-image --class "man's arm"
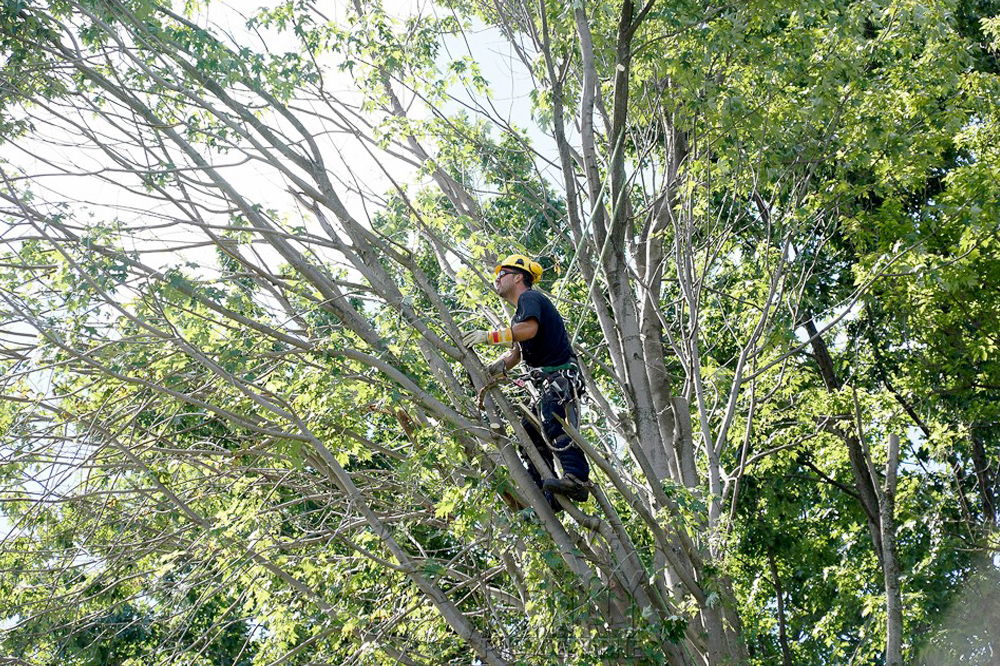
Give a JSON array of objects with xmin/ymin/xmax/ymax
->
[
  {"xmin": 511, "ymin": 319, "xmax": 538, "ymax": 342},
  {"xmin": 493, "ymin": 319, "xmax": 535, "ymax": 373},
  {"xmin": 484, "ymin": 342, "xmax": 520, "ymax": 377},
  {"xmin": 463, "ymin": 318, "xmax": 537, "ymax": 349},
  {"xmin": 500, "ymin": 342, "xmax": 521, "ymax": 372},
  {"xmin": 465, "ymin": 317, "xmax": 537, "ymax": 376}
]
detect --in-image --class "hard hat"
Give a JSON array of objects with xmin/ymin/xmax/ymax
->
[{"xmin": 495, "ymin": 253, "xmax": 543, "ymax": 282}]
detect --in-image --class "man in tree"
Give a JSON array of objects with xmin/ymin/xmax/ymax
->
[{"xmin": 464, "ymin": 254, "xmax": 591, "ymax": 511}]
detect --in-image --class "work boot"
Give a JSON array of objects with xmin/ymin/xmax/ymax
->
[{"xmin": 542, "ymin": 474, "xmax": 589, "ymax": 503}]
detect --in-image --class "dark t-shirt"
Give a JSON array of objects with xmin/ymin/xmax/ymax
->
[{"xmin": 513, "ymin": 290, "xmax": 573, "ymax": 368}]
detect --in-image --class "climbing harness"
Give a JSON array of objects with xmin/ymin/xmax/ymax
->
[
  {"xmin": 476, "ymin": 358, "xmax": 587, "ymax": 445},
  {"xmin": 476, "ymin": 360, "xmax": 596, "ymax": 503},
  {"xmin": 522, "ymin": 360, "xmax": 586, "ymax": 453},
  {"xmin": 524, "ymin": 360, "xmax": 585, "ymax": 404}
]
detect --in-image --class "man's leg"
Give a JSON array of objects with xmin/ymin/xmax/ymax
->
[
  {"xmin": 518, "ymin": 413, "xmax": 554, "ymax": 490},
  {"xmin": 518, "ymin": 413, "xmax": 564, "ymax": 512},
  {"xmin": 540, "ymin": 393, "xmax": 590, "ymax": 501}
]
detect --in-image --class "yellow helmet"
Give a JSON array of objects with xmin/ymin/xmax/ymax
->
[{"xmin": 495, "ymin": 253, "xmax": 543, "ymax": 282}]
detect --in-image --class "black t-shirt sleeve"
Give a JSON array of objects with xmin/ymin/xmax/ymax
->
[
  {"xmin": 513, "ymin": 291, "xmax": 573, "ymax": 368},
  {"xmin": 515, "ymin": 291, "xmax": 543, "ymax": 324}
]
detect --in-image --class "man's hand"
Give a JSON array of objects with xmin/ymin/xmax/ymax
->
[
  {"xmin": 486, "ymin": 357, "xmax": 507, "ymax": 377},
  {"xmin": 462, "ymin": 328, "xmax": 513, "ymax": 347},
  {"xmin": 462, "ymin": 330, "xmax": 489, "ymax": 347}
]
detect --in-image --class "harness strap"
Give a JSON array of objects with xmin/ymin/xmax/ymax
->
[{"xmin": 538, "ymin": 361, "xmax": 575, "ymax": 373}]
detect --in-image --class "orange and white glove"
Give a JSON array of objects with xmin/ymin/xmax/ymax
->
[{"xmin": 462, "ymin": 328, "xmax": 513, "ymax": 347}]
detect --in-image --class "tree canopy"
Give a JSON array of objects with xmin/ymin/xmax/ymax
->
[{"xmin": 1, "ymin": 0, "xmax": 998, "ymax": 664}]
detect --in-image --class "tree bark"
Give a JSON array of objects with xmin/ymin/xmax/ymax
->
[
  {"xmin": 768, "ymin": 544, "xmax": 794, "ymax": 666},
  {"xmin": 805, "ymin": 318, "xmax": 884, "ymax": 561},
  {"xmin": 970, "ymin": 429, "xmax": 996, "ymax": 525},
  {"xmin": 882, "ymin": 434, "xmax": 903, "ymax": 666}
]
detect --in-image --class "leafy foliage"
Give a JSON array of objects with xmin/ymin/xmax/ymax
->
[{"xmin": 1, "ymin": 0, "xmax": 997, "ymax": 664}]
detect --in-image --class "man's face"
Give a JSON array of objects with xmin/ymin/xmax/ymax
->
[{"xmin": 495, "ymin": 269, "xmax": 520, "ymax": 298}]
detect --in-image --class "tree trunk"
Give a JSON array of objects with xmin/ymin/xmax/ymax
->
[
  {"xmin": 882, "ymin": 434, "xmax": 903, "ymax": 666},
  {"xmin": 970, "ymin": 429, "xmax": 996, "ymax": 525},
  {"xmin": 805, "ymin": 318, "xmax": 885, "ymax": 562},
  {"xmin": 768, "ymin": 545, "xmax": 794, "ymax": 666}
]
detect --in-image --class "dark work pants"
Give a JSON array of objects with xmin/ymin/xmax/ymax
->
[{"xmin": 519, "ymin": 387, "xmax": 589, "ymax": 486}]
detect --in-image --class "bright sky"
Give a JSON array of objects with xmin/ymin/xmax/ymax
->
[{"xmin": 0, "ymin": 0, "xmax": 548, "ymax": 262}]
